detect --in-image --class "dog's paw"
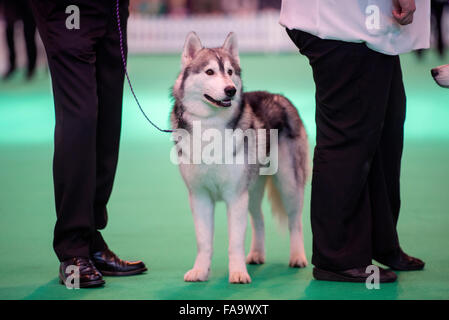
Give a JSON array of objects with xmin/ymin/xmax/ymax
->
[
  {"xmin": 246, "ymin": 251, "xmax": 265, "ymax": 265},
  {"xmin": 289, "ymin": 254, "xmax": 308, "ymax": 268},
  {"xmin": 184, "ymin": 268, "xmax": 209, "ymax": 282},
  {"xmin": 229, "ymin": 270, "xmax": 252, "ymax": 284}
]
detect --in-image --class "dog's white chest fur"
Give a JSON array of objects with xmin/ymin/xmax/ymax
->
[
  {"xmin": 181, "ymin": 163, "xmax": 246, "ymax": 200},
  {"xmin": 177, "ymin": 127, "xmax": 249, "ymax": 201}
]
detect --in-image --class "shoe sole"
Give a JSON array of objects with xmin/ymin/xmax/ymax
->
[
  {"xmin": 99, "ymin": 267, "xmax": 148, "ymax": 277},
  {"xmin": 374, "ymin": 259, "xmax": 425, "ymax": 271},
  {"xmin": 313, "ymin": 267, "xmax": 397, "ymax": 283},
  {"xmin": 59, "ymin": 274, "xmax": 105, "ymax": 288},
  {"xmin": 389, "ymin": 265, "xmax": 425, "ymax": 271}
]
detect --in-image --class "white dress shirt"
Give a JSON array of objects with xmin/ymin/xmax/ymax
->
[{"xmin": 280, "ymin": 0, "xmax": 431, "ymax": 55}]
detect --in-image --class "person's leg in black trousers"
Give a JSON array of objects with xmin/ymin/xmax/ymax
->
[
  {"xmin": 30, "ymin": 0, "xmax": 146, "ymax": 287},
  {"xmin": 370, "ymin": 59, "xmax": 422, "ymax": 270},
  {"xmin": 370, "ymin": 60, "xmax": 405, "ymax": 260},
  {"xmin": 3, "ymin": 1, "xmax": 36, "ymax": 80},
  {"xmin": 3, "ymin": 20, "xmax": 16, "ymax": 79},
  {"xmin": 432, "ymin": 1, "xmax": 445, "ymax": 58},
  {"xmin": 90, "ymin": 2, "xmax": 129, "ymax": 254},
  {"xmin": 416, "ymin": 1, "xmax": 446, "ymax": 60},
  {"xmin": 286, "ymin": 29, "xmax": 424, "ymax": 282},
  {"xmin": 32, "ymin": 0, "xmax": 108, "ymax": 262},
  {"xmin": 21, "ymin": 1, "xmax": 37, "ymax": 79},
  {"xmin": 302, "ymin": 33, "xmax": 398, "ymax": 271}
]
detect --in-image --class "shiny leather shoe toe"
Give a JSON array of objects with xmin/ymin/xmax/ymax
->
[
  {"xmin": 375, "ymin": 249, "xmax": 425, "ymax": 271},
  {"xmin": 59, "ymin": 257, "xmax": 105, "ymax": 288},
  {"xmin": 313, "ymin": 266, "xmax": 397, "ymax": 283},
  {"xmin": 92, "ymin": 249, "xmax": 147, "ymax": 276}
]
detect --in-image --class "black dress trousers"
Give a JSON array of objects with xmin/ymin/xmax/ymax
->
[
  {"xmin": 287, "ymin": 29, "xmax": 406, "ymax": 271},
  {"xmin": 30, "ymin": 0, "xmax": 129, "ymax": 261}
]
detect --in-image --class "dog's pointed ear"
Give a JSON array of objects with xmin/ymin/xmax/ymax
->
[
  {"xmin": 222, "ymin": 32, "xmax": 240, "ymax": 65},
  {"xmin": 182, "ymin": 32, "xmax": 203, "ymax": 68}
]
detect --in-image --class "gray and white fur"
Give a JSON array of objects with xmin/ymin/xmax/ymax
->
[{"xmin": 170, "ymin": 32, "xmax": 309, "ymax": 284}]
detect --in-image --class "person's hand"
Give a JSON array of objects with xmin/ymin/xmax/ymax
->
[{"xmin": 392, "ymin": 0, "xmax": 416, "ymax": 25}]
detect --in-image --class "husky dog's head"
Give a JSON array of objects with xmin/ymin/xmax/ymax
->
[
  {"xmin": 431, "ymin": 64, "xmax": 449, "ymax": 88},
  {"xmin": 173, "ymin": 32, "xmax": 242, "ymax": 119}
]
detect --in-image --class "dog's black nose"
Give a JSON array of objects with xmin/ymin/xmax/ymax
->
[
  {"xmin": 224, "ymin": 86, "xmax": 237, "ymax": 98},
  {"xmin": 431, "ymin": 69, "xmax": 439, "ymax": 78}
]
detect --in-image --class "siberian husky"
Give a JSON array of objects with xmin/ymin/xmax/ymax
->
[
  {"xmin": 170, "ymin": 32, "xmax": 309, "ymax": 284},
  {"xmin": 432, "ymin": 64, "xmax": 449, "ymax": 88}
]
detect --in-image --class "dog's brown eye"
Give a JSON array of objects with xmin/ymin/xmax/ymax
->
[
  {"xmin": 228, "ymin": 69, "xmax": 233, "ymax": 76},
  {"xmin": 206, "ymin": 69, "xmax": 214, "ymax": 76}
]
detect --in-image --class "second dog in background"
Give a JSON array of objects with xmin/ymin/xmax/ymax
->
[
  {"xmin": 432, "ymin": 64, "xmax": 449, "ymax": 88},
  {"xmin": 170, "ymin": 32, "xmax": 309, "ymax": 284}
]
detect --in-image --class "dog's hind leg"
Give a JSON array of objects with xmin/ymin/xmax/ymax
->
[
  {"xmin": 246, "ymin": 176, "xmax": 267, "ymax": 265},
  {"xmin": 226, "ymin": 191, "xmax": 252, "ymax": 284},
  {"xmin": 184, "ymin": 191, "xmax": 215, "ymax": 282},
  {"xmin": 275, "ymin": 142, "xmax": 308, "ymax": 268},
  {"xmin": 285, "ymin": 184, "xmax": 307, "ymax": 268}
]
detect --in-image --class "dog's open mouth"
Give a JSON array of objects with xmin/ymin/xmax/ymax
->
[{"xmin": 204, "ymin": 94, "xmax": 232, "ymax": 108}]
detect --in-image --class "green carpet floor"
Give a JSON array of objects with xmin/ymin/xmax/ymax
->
[{"xmin": 0, "ymin": 52, "xmax": 448, "ymax": 300}]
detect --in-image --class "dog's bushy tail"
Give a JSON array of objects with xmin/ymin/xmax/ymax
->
[
  {"xmin": 266, "ymin": 125, "xmax": 309, "ymax": 228},
  {"xmin": 266, "ymin": 176, "xmax": 288, "ymax": 228}
]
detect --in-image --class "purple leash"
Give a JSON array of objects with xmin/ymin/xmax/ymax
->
[{"xmin": 115, "ymin": 0, "xmax": 173, "ymax": 133}]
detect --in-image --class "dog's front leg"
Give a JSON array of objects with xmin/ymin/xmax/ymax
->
[
  {"xmin": 227, "ymin": 191, "xmax": 251, "ymax": 284},
  {"xmin": 184, "ymin": 191, "xmax": 214, "ymax": 282}
]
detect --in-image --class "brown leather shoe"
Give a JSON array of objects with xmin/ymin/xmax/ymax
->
[
  {"xmin": 59, "ymin": 257, "xmax": 105, "ymax": 288},
  {"xmin": 375, "ymin": 249, "xmax": 425, "ymax": 271},
  {"xmin": 313, "ymin": 266, "xmax": 397, "ymax": 283},
  {"xmin": 91, "ymin": 249, "xmax": 147, "ymax": 276}
]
